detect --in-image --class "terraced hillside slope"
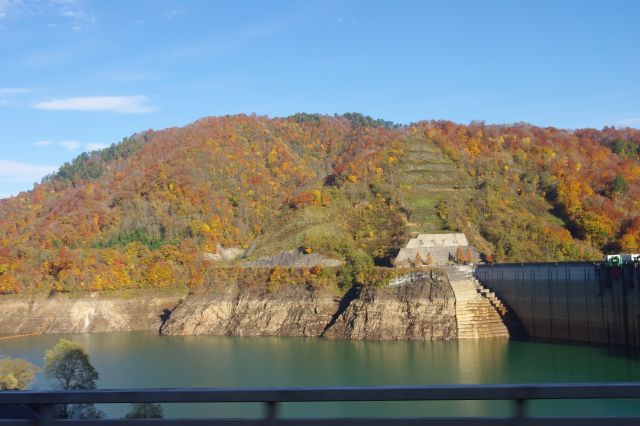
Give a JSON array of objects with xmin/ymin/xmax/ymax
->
[{"xmin": 396, "ymin": 134, "xmax": 476, "ymax": 233}]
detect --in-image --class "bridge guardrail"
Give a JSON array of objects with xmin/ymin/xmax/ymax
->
[{"xmin": 1, "ymin": 383, "xmax": 640, "ymax": 425}]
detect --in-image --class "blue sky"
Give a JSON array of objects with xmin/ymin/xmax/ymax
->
[{"xmin": 1, "ymin": 0, "xmax": 639, "ymax": 198}]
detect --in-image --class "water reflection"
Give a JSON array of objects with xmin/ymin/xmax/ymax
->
[{"xmin": 1, "ymin": 333, "xmax": 639, "ymax": 418}]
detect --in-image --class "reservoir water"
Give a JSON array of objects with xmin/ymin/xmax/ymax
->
[{"xmin": 2, "ymin": 333, "xmax": 640, "ymax": 418}]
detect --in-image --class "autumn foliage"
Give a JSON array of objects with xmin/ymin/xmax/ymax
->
[
  {"xmin": 423, "ymin": 121, "xmax": 640, "ymax": 261},
  {"xmin": 0, "ymin": 114, "xmax": 639, "ymax": 294},
  {"xmin": 0, "ymin": 114, "xmax": 403, "ymax": 294}
]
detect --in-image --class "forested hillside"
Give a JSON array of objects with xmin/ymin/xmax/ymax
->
[{"xmin": 1, "ymin": 114, "xmax": 639, "ymax": 294}]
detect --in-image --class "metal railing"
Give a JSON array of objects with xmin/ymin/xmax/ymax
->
[{"xmin": 1, "ymin": 383, "xmax": 640, "ymax": 425}]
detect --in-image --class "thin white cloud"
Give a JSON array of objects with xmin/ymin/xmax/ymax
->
[
  {"xmin": 0, "ymin": 0, "xmax": 18, "ymax": 20},
  {"xmin": 33, "ymin": 95, "xmax": 156, "ymax": 113},
  {"xmin": 33, "ymin": 140, "xmax": 108, "ymax": 151},
  {"xmin": 0, "ymin": 87, "xmax": 29, "ymax": 107},
  {"xmin": 617, "ymin": 117, "xmax": 640, "ymax": 128},
  {"xmin": 52, "ymin": 0, "xmax": 96, "ymax": 24},
  {"xmin": 86, "ymin": 142, "xmax": 108, "ymax": 151},
  {"xmin": 0, "ymin": 87, "xmax": 29, "ymax": 94},
  {"xmin": 60, "ymin": 9, "xmax": 91, "ymax": 21},
  {"xmin": 60, "ymin": 140, "xmax": 81, "ymax": 151},
  {"xmin": 0, "ymin": 159, "xmax": 57, "ymax": 183},
  {"xmin": 163, "ymin": 9, "xmax": 187, "ymax": 20},
  {"xmin": 0, "ymin": 0, "xmax": 95, "ymax": 30}
]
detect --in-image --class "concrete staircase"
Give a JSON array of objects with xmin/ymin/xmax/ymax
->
[{"xmin": 445, "ymin": 265, "xmax": 510, "ymax": 339}]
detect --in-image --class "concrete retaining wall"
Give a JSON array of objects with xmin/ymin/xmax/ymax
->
[{"xmin": 475, "ymin": 263, "xmax": 640, "ymax": 346}]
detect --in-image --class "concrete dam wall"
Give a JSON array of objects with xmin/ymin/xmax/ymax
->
[{"xmin": 475, "ymin": 263, "xmax": 640, "ymax": 347}]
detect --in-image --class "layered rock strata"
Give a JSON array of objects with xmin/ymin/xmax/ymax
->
[
  {"xmin": 162, "ymin": 271, "xmax": 457, "ymax": 340},
  {"xmin": 0, "ymin": 272, "xmax": 470, "ymax": 341},
  {"xmin": 0, "ymin": 293, "xmax": 183, "ymax": 335}
]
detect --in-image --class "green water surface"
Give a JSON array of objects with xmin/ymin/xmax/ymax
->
[{"xmin": 1, "ymin": 333, "xmax": 639, "ymax": 418}]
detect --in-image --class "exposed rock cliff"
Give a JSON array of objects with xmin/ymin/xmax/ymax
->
[
  {"xmin": 0, "ymin": 292, "xmax": 184, "ymax": 335},
  {"xmin": 323, "ymin": 272, "xmax": 457, "ymax": 340},
  {"xmin": 0, "ymin": 272, "xmax": 458, "ymax": 340},
  {"xmin": 162, "ymin": 271, "xmax": 457, "ymax": 340},
  {"xmin": 160, "ymin": 284, "xmax": 337, "ymax": 337}
]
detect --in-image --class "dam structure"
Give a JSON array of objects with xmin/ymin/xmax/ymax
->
[
  {"xmin": 474, "ymin": 261, "xmax": 640, "ymax": 347},
  {"xmin": 395, "ymin": 233, "xmax": 510, "ymax": 339}
]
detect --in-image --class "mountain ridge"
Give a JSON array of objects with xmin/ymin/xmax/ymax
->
[{"xmin": 1, "ymin": 113, "xmax": 639, "ymax": 294}]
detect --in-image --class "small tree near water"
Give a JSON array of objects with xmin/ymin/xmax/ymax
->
[
  {"xmin": 44, "ymin": 339, "xmax": 104, "ymax": 419},
  {"xmin": 0, "ymin": 357, "xmax": 38, "ymax": 390}
]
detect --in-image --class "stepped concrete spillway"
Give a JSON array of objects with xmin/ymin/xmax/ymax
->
[{"xmin": 445, "ymin": 265, "xmax": 510, "ymax": 339}]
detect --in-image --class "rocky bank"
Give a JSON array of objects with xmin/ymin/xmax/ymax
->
[
  {"xmin": 322, "ymin": 273, "xmax": 457, "ymax": 340},
  {"xmin": 0, "ymin": 292, "xmax": 184, "ymax": 335},
  {"xmin": 160, "ymin": 283, "xmax": 338, "ymax": 337},
  {"xmin": 0, "ymin": 272, "xmax": 457, "ymax": 340},
  {"xmin": 161, "ymin": 271, "xmax": 457, "ymax": 340}
]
